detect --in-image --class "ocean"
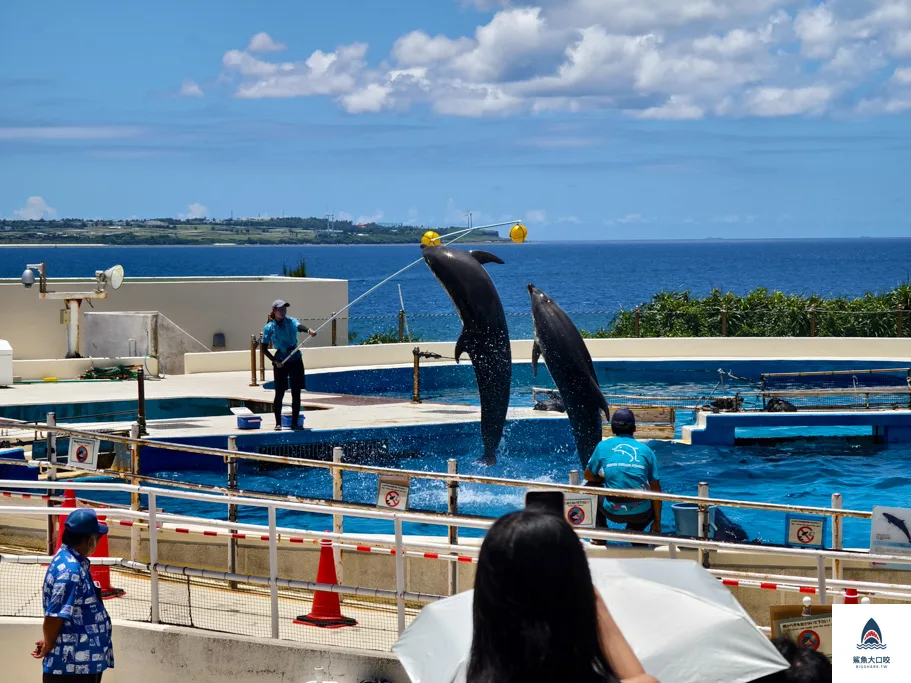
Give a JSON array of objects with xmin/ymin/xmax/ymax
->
[{"xmin": 3, "ymin": 238, "xmax": 911, "ymax": 341}]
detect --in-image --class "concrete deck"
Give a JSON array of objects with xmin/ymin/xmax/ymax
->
[{"xmin": 0, "ymin": 371, "xmax": 555, "ymax": 441}]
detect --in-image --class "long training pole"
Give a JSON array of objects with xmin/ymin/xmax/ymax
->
[{"xmin": 284, "ymin": 219, "xmax": 519, "ymax": 358}]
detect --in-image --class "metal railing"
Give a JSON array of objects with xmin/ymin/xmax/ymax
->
[{"xmin": 4, "ymin": 479, "xmax": 911, "ymax": 647}]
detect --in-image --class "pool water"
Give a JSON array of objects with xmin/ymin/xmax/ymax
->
[{"xmin": 84, "ymin": 422, "xmax": 905, "ymax": 549}]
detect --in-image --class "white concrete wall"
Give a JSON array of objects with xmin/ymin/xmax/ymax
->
[
  {"xmin": 0, "ymin": 618, "xmax": 407, "ymax": 683},
  {"xmin": 0, "ymin": 276, "xmax": 348, "ymax": 361},
  {"xmin": 185, "ymin": 337, "xmax": 911, "ymax": 375}
]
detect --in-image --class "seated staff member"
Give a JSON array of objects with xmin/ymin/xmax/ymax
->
[
  {"xmin": 261, "ymin": 299, "xmax": 316, "ymax": 430},
  {"xmin": 584, "ymin": 408, "xmax": 662, "ymax": 538}
]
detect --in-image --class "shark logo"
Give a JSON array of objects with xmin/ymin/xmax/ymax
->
[
  {"xmin": 612, "ymin": 443, "xmax": 639, "ymax": 463},
  {"xmin": 857, "ymin": 618, "xmax": 887, "ymax": 650}
]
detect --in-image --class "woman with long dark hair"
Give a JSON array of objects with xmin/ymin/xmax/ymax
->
[
  {"xmin": 261, "ymin": 299, "xmax": 315, "ymax": 430},
  {"xmin": 468, "ymin": 508, "xmax": 656, "ymax": 683}
]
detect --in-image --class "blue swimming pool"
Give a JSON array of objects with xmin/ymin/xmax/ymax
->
[{"xmin": 78, "ymin": 414, "xmax": 903, "ymax": 549}]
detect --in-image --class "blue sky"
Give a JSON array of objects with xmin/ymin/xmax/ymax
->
[{"xmin": 2, "ymin": 0, "xmax": 911, "ymax": 239}]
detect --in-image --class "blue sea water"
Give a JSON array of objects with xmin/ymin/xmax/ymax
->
[
  {"xmin": 3, "ymin": 238, "xmax": 911, "ymax": 341},
  {"xmin": 4, "ymin": 239, "xmax": 911, "ymax": 547}
]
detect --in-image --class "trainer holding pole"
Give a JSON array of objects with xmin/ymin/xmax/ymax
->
[{"xmin": 262, "ymin": 299, "xmax": 316, "ymax": 431}]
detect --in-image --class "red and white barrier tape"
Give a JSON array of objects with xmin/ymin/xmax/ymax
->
[
  {"xmin": 1, "ymin": 491, "xmax": 50, "ymax": 501},
  {"xmin": 106, "ymin": 519, "xmax": 479, "ymax": 564},
  {"xmin": 720, "ymin": 577, "xmax": 832, "ymax": 596}
]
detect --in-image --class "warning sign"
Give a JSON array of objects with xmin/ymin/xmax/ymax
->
[
  {"xmin": 377, "ymin": 476, "xmax": 410, "ymax": 511},
  {"xmin": 67, "ymin": 437, "xmax": 99, "ymax": 471},
  {"xmin": 778, "ymin": 616, "xmax": 832, "ymax": 661},
  {"xmin": 785, "ymin": 513, "xmax": 827, "ymax": 549},
  {"xmin": 564, "ymin": 495, "xmax": 596, "ymax": 529}
]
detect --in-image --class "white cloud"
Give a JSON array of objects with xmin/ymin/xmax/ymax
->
[
  {"xmin": 712, "ymin": 214, "xmax": 756, "ymax": 224},
  {"xmin": 638, "ymin": 95, "xmax": 704, "ymax": 120},
  {"xmin": 557, "ymin": 216, "xmax": 581, "ymax": 224},
  {"xmin": 745, "ymin": 85, "xmax": 833, "ymax": 116},
  {"xmin": 248, "ymin": 32, "xmax": 287, "ymax": 53},
  {"xmin": 200, "ymin": 1, "xmax": 911, "ymax": 119},
  {"xmin": 336, "ymin": 211, "xmax": 354, "ymax": 222},
  {"xmin": 525, "ymin": 209, "xmax": 547, "ymax": 223},
  {"xmin": 180, "ymin": 79, "xmax": 204, "ymax": 97},
  {"xmin": 604, "ymin": 213, "xmax": 651, "ymax": 226},
  {"xmin": 179, "ymin": 203, "xmax": 208, "ymax": 220},
  {"xmin": 893, "ymin": 66, "xmax": 911, "ymax": 84},
  {"xmin": 392, "ymin": 31, "xmax": 474, "ymax": 67},
  {"xmin": 355, "ymin": 210, "xmax": 384, "ymax": 224},
  {"xmin": 14, "ymin": 196, "xmax": 56, "ymax": 220}
]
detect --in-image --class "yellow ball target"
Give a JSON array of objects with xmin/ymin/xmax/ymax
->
[
  {"xmin": 421, "ymin": 230, "xmax": 441, "ymax": 247},
  {"xmin": 510, "ymin": 223, "xmax": 528, "ymax": 243}
]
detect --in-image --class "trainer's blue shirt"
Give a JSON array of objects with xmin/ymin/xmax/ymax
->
[
  {"xmin": 262, "ymin": 316, "xmax": 302, "ymax": 361},
  {"xmin": 42, "ymin": 545, "xmax": 114, "ymax": 675},
  {"xmin": 586, "ymin": 436, "xmax": 659, "ymax": 517}
]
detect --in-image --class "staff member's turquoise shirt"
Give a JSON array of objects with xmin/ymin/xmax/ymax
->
[
  {"xmin": 586, "ymin": 436, "xmax": 659, "ymax": 517},
  {"xmin": 262, "ymin": 317, "xmax": 302, "ymax": 362}
]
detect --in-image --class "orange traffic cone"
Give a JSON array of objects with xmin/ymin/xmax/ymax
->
[
  {"xmin": 90, "ymin": 516, "xmax": 125, "ymax": 599},
  {"xmin": 56, "ymin": 493, "xmax": 125, "ymax": 599},
  {"xmin": 294, "ymin": 539, "xmax": 357, "ymax": 628},
  {"xmin": 844, "ymin": 588, "xmax": 859, "ymax": 604}
]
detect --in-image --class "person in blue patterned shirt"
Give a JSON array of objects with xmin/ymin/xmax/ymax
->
[{"xmin": 32, "ymin": 509, "xmax": 114, "ymax": 682}]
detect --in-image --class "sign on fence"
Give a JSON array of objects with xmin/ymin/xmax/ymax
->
[
  {"xmin": 564, "ymin": 495, "xmax": 597, "ymax": 529},
  {"xmin": 784, "ymin": 513, "xmax": 827, "ymax": 549},
  {"xmin": 377, "ymin": 475, "xmax": 410, "ymax": 511},
  {"xmin": 870, "ymin": 506, "xmax": 911, "ymax": 571},
  {"xmin": 68, "ymin": 437, "xmax": 100, "ymax": 471}
]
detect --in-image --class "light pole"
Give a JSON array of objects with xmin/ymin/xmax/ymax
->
[{"xmin": 21, "ymin": 263, "xmax": 124, "ymax": 359}]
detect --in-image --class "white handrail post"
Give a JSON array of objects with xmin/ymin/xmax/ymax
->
[
  {"xmin": 148, "ymin": 491, "xmax": 159, "ymax": 623},
  {"xmin": 130, "ymin": 423, "xmax": 141, "ymax": 562},
  {"xmin": 395, "ymin": 515, "xmax": 406, "ymax": 634},
  {"xmin": 227, "ymin": 436, "xmax": 238, "ymax": 590},
  {"xmin": 46, "ymin": 412, "xmax": 57, "ymax": 555},
  {"xmin": 668, "ymin": 541, "xmax": 677, "ymax": 560},
  {"xmin": 447, "ymin": 459, "xmax": 459, "ymax": 596},
  {"xmin": 698, "ymin": 482, "xmax": 710, "ymax": 568},
  {"xmin": 817, "ymin": 555, "xmax": 828, "ymax": 605},
  {"xmin": 332, "ymin": 447, "xmax": 344, "ymax": 583},
  {"xmin": 831, "ymin": 493, "xmax": 843, "ymax": 582},
  {"xmin": 268, "ymin": 504, "xmax": 279, "ymax": 639}
]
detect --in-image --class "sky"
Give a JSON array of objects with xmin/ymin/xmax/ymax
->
[{"xmin": 2, "ymin": 0, "xmax": 911, "ymax": 240}]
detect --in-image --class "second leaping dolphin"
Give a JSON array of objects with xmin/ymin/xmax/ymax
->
[
  {"xmin": 529, "ymin": 284, "xmax": 609, "ymax": 468},
  {"xmin": 423, "ymin": 245, "xmax": 512, "ymax": 465}
]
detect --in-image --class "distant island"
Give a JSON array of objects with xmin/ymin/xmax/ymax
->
[{"xmin": 0, "ymin": 217, "xmax": 508, "ymax": 246}]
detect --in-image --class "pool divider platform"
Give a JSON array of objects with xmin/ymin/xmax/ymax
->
[{"xmin": 681, "ymin": 409, "xmax": 911, "ymax": 446}]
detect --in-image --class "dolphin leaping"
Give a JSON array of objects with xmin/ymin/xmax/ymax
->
[{"xmin": 423, "ymin": 245, "xmax": 512, "ymax": 465}]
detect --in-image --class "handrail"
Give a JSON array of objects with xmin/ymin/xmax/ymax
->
[
  {"xmin": 0, "ymin": 418, "xmax": 873, "ymax": 519},
  {"xmin": 0, "ymin": 481, "xmax": 906, "ymax": 566}
]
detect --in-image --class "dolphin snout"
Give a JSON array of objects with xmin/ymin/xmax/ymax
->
[{"xmin": 527, "ymin": 283, "xmax": 536, "ymax": 294}]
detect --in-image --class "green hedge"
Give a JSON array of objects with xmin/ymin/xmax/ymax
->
[{"xmin": 581, "ymin": 284, "xmax": 911, "ymax": 338}]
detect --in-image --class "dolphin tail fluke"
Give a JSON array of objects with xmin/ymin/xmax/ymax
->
[
  {"xmin": 531, "ymin": 341, "xmax": 541, "ymax": 376},
  {"xmin": 469, "ymin": 250, "xmax": 505, "ymax": 266}
]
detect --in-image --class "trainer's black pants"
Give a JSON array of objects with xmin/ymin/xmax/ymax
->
[{"xmin": 273, "ymin": 356, "xmax": 305, "ymax": 426}]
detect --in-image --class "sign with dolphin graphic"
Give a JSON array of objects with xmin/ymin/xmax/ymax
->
[{"xmin": 871, "ymin": 507, "xmax": 911, "ymax": 571}]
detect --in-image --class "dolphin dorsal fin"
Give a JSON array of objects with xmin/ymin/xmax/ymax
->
[{"xmin": 469, "ymin": 250, "xmax": 505, "ymax": 266}]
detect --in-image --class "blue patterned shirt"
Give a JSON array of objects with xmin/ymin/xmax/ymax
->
[{"xmin": 42, "ymin": 545, "xmax": 114, "ymax": 675}]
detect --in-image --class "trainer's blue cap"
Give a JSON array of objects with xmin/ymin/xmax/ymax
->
[
  {"xmin": 65, "ymin": 509, "xmax": 108, "ymax": 536},
  {"xmin": 611, "ymin": 407, "xmax": 636, "ymax": 426},
  {"xmin": 271, "ymin": 299, "xmax": 290, "ymax": 309}
]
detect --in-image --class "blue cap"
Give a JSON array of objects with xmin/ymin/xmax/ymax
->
[
  {"xmin": 611, "ymin": 407, "xmax": 636, "ymax": 427},
  {"xmin": 65, "ymin": 509, "xmax": 108, "ymax": 536}
]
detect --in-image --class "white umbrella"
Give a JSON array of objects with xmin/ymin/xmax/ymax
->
[{"xmin": 393, "ymin": 558, "xmax": 788, "ymax": 683}]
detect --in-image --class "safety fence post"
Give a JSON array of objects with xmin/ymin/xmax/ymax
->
[
  {"xmin": 698, "ymin": 482, "xmax": 710, "ymax": 568},
  {"xmin": 268, "ymin": 505, "xmax": 279, "ymax": 639},
  {"xmin": 130, "ymin": 423, "xmax": 141, "ymax": 562},
  {"xmin": 332, "ymin": 446, "xmax": 344, "ymax": 582},
  {"xmin": 448, "ymin": 458, "xmax": 459, "ymax": 596},
  {"xmin": 227, "ymin": 436, "xmax": 238, "ymax": 589},
  {"xmin": 249, "ymin": 335, "xmax": 258, "ymax": 387},
  {"xmin": 148, "ymin": 491, "xmax": 160, "ymax": 623},
  {"xmin": 831, "ymin": 493, "xmax": 843, "ymax": 583},
  {"xmin": 45, "ymin": 412, "xmax": 57, "ymax": 555},
  {"xmin": 395, "ymin": 515, "xmax": 406, "ymax": 634}
]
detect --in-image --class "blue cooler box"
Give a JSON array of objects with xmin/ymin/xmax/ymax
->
[
  {"xmin": 281, "ymin": 413, "xmax": 306, "ymax": 428},
  {"xmin": 236, "ymin": 415, "xmax": 262, "ymax": 430}
]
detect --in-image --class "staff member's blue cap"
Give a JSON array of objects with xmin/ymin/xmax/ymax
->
[
  {"xmin": 610, "ymin": 407, "xmax": 636, "ymax": 432},
  {"xmin": 271, "ymin": 299, "xmax": 290, "ymax": 309},
  {"xmin": 65, "ymin": 509, "xmax": 108, "ymax": 535}
]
